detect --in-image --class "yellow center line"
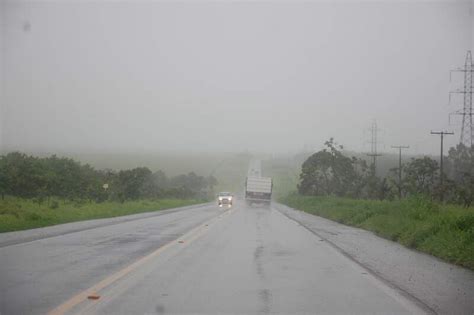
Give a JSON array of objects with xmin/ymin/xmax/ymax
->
[{"xmin": 47, "ymin": 207, "xmax": 235, "ymax": 315}]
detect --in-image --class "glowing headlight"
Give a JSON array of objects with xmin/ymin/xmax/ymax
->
[
  {"xmin": 228, "ymin": 196, "xmax": 233, "ymax": 200},
  {"xmin": 218, "ymin": 197, "xmax": 223, "ymax": 200}
]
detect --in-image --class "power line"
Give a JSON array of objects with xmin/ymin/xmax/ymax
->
[
  {"xmin": 449, "ymin": 50, "xmax": 473, "ymax": 147},
  {"xmin": 430, "ymin": 130, "xmax": 454, "ymax": 201},
  {"xmin": 391, "ymin": 145, "xmax": 409, "ymax": 199}
]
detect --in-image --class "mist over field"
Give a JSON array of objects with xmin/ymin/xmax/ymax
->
[
  {"xmin": 1, "ymin": 5, "xmax": 474, "ymax": 313},
  {"xmin": 0, "ymin": 1, "xmax": 473, "ymax": 157}
]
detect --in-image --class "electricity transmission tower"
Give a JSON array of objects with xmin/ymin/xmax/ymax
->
[
  {"xmin": 449, "ymin": 51, "xmax": 473, "ymax": 147},
  {"xmin": 366, "ymin": 120, "xmax": 382, "ymax": 174},
  {"xmin": 391, "ymin": 145, "xmax": 409, "ymax": 199}
]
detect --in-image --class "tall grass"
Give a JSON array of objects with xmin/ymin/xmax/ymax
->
[
  {"xmin": 0, "ymin": 197, "xmax": 205, "ymax": 233},
  {"xmin": 280, "ymin": 193, "xmax": 474, "ymax": 270}
]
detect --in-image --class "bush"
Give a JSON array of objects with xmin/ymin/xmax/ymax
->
[
  {"xmin": 0, "ymin": 152, "xmax": 217, "ymax": 204},
  {"xmin": 455, "ymin": 214, "xmax": 474, "ymax": 232},
  {"xmin": 26, "ymin": 213, "xmax": 42, "ymax": 221},
  {"xmin": 50, "ymin": 200, "xmax": 59, "ymax": 209}
]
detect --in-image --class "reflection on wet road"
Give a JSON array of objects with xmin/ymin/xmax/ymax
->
[{"xmin": 62, "ymin": 203, "xmax": 425, "ymax": 315}]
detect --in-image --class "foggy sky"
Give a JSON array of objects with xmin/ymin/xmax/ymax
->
[{"xmin": 1, "ymin": 0, "xmax": 473, "ymax": 156}]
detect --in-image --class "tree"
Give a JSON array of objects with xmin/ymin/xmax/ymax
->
[
  {"xmin": 79, "ymin": 164, "xmax": 104, "ymax": 202},
  {"xmin": 0, "ymin": 152, "xmax": 214, "ymax": 202},
  {"xmin": 387, "ymin": 167, "xmax": 404, "ymax": 199},
  {"xmin": 447, "ymin": 144, "xmax": 474, "ymax": 207},
  {"xmin": 298, "ymin": 149, "xmax": 333, "ymax": 195},
  {"xmin": 298, "ymin": 138, "xmax": 358, "ymax": 197},
  {"xmin": 114, "ymin": 167, "xmax": 153, "ymax": 202},
  {"xmin": 0, "ymin": 156, "xmax": 7, "ymax": 200},
  {"xmin": 168, "ymin": 172, "xmax": 208, "ymax": 198},
  {"xmin": 1, "ymin": 152, "xmax": 44, "ymax": 198},
  {"xmin": 403, "ymin": 157, "xmax": 438, "ymax": 198}
]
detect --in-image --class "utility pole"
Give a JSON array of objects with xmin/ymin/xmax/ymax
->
[
  {"xmin": 430, "ymin": 130, "xmax": 454, "ymax": 201},
  {"xmin": 366, "ymin": 120, "xmax": 382, "ymax": 175},
  {"xmin": 449, "ymin": 51, "xmax": 473, "ymax": 147},
  {"xmin": 391, "ymin": 145, "xmax": 409, "ymax": 199}
]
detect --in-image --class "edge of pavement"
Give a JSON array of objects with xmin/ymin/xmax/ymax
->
[
  {"xmin": 47, "ymin": 206, "xmax": 236, "ymax": 315},
  {"xmin": 0, "ymin": 202, "xmax": 212, "ymax": 248},
  {"xmin": 274, "ymin": 202, "xmax": 474, "ymax": 315}
]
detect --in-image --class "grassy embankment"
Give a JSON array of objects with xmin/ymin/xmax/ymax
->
[
  {"xmin": 0, "ymin": 197, "xmax": 205, "ymax": 233},
  {"xmin": 0, "ymin": 152, "xmax": 252, "ymax": 233},
  {"xmin": 261, "ymin": 157, "xmax": 474, "ymax": 270},
  {"xmin": 281, "ymin": 193, "xmax": 474, "ymax": 270}
]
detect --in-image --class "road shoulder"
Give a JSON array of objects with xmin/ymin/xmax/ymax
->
[{"xmin": 275, "ymin": 202, "xmax": 474, "ymax": 315}]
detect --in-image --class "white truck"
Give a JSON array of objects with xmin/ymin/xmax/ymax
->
[{"xmin": 245, "ymin": 176, "xmax": 273, "ymax": 205}]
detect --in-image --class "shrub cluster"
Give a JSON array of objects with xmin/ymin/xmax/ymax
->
[
  {"xmin": 298, "ymin": 139, "xmax": 474, "ymax": 206},
  {"xmin": 0, "ymin": 152, "xmax": 217, "ymax": 204}
]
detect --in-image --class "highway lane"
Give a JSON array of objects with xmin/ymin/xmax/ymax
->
[
  {"xmin": 0, "ymin": 203, "xmax": 225, "ymax": 315},
  {"xmin": 57, "ymin": 203, "xmax": 426, "ymax": 315}
]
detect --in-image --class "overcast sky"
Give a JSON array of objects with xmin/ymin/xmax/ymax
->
[{"xmin": 1, "ymin": 0, "xmax": 473, "ymax": 155}]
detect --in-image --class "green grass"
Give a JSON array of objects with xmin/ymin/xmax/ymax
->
[
  {"xmin": 280, "ymin": 193, "xmax": 474, "ymax": 270},
  {"xmin": 0, "ymin": 197, "xmax": 205, "ymax": 233}
]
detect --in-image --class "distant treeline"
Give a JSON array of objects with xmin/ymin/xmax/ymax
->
[
  {"xmin": 0, "ymin": 152, "xmax": 217, "ymax": 204},
  {"xmin": 298, "ymin": 139, "xmax": 474, "ymax": 207}
]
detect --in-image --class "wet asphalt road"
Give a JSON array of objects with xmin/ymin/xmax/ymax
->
[
  {"xmin": 0, "ymin": 204, "xmax": 222, "ymax": 315},
  {"xmin": 0, "ymin": 200, "xmax": 430, "ymax": 315},
  {"xmin": 0, "ymin": 201, "xmax": 432, "ymax": 315}
]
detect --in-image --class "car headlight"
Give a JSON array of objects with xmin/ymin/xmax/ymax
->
[
  {"xmin": 218, "ymin": 197, "xmax": 223, "ymax": 200},
  {"xmin": 228, "ymin": 196, "xmax": 233, "ymax": 200}
]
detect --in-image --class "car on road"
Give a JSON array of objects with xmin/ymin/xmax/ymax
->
[{"xmin": 217, "ymin": 192, "xmax": 233, "ymax": 207}]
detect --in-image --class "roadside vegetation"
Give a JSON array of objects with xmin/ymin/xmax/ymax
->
[
  {"xmin": 0, "ymin": 152, "xmax": 214, "ymax": 232},
  {"xmin": 295, "ymin": 139, "xmax": 474, "ymax": 205},
  {"xmin": 66, "ymin": 151, "xmax": 252, "ymax": 194},
  {"xmin": 268, "ymin": 138, "xmax": 474, "ymax": 270},
  {"xmin": 0, "ymin": 197, "xmax": 203, "ymax": 233},
  {"xmin": 281, "ymin": 194, "xmax": 474, "ymax": 270}
]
